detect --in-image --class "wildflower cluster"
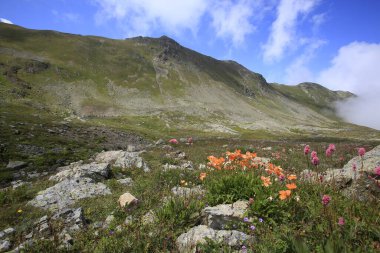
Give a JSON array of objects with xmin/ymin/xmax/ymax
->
[{"xmin": 201, "ymin": 150, "xmax": 299, "ymax": 201}]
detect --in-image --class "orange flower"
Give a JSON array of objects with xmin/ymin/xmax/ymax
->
[
  {"xmin": 286, "ymin": 183, "xmax": 297, "ymax": 190},
  {"xmin": 207, "ymin": 156, "xmax": 225, "ymax": 170},
  {"xmin": 279, "ymin": 190, "xmax": 291, "ymax": 200},
  {"xmin": 199, "ymin": 172, "xmax": 207, "ymax": 181},
  {"xmin": 261, "ymin": 176, "xmax": 272, "ymax": 187},
  {"xmin": 287, "ymin": 174, "xmax": 297, "ymax": 180}
]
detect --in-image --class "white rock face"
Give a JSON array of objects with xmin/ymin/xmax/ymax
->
[
  {"xmin": 0, "ymin": 239, "xmax": 11, "ymax": 252},
  {"xmin": 118, "ymin": 192, "xmax": 138, "ymax": 208},
  {"xmin": 29, "ymin": 178, "xmax": 111, "ymax": 211},
  {"xmin": 201, "ymin": 200, "xmax": 249, "ymax": 230},
  {"xmin": 176, "ymin": 225, "xmax": 251, "ymax": 253},
  {"xmin": 50, "ymin": 162, "xmax": 110, "ymax": 182},
  {"xmin": 95, "ymin": 150, "xmax": 150, "ymax": 172}
]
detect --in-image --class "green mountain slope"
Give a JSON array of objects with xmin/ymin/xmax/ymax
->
[{"xmin": 0, "ymin": 23, "xmax": 378, "ymax": 139}]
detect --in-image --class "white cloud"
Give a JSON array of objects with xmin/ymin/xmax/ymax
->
[
  {"xmin": 262, "ymin": 0, "xmax": 319, "ymax": 63},
  {"xmin": 316, "ymin": 42, "xmax": 380, "ymax": 130},
  {"xmin": 92, "ymin": 0, "xmax": 209, "ymax": 37},
  {"xmin": 52, "ymin": 10, "xmax": 80, "ymax": 23},
  {"xmin": 210, "ymin": 0, "xmax": 255, "ymax": 46},
  {"xmin": 285, "ymin": 39, "xmax": 326, "ymax": 84},
  {"xmin": 0, "ymin": 18, "xmax": 13, "ymax": 24},
  {"xmin": 91, "ymin": 0, "xmax": 262, "ymax": 45},
  {"xmin": 317, "ymin": 42, "xmax": 380, "ymax": 93}
]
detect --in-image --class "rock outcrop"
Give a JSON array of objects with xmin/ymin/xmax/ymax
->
[{"xmin": 176, "ymin": 225, "xmax": 250, "ymax": 253}]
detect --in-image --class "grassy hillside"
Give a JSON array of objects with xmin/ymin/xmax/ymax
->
[{"xmin": 0, "ymin": 23, "xmax": 379, "ymax": 140}]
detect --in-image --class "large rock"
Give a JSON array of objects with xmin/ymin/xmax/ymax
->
[
  {"xmin": 0, "ymin": 239, "xmax": 11, "ymax": 252},
  {"xmin": 176, "ymin": 225, "xmax": 251, "ymax": 253},
  {"xmin": 6, "ymin": 161, "xmax": 27, "ymax": 170},
  {"xmin": 29, "ymin": 178, "xmax": 111, "ymax": 211},
  {"xmin": 302, "ymin": 145, "xmax": 380, "ymax": 199},
  {"xmin": 50, "ymin": 162, "xmax": 110, "ymax": 182},
  {"xmin": 118, "ymin": 192, "xmax": 138, "ymax": 208},
  {"xmin": 201, "ymin": 200, "xmax": 249, "ymax": 230},
  {"xmin": 95, "ymin": 151, "xmax": 150, "ymax": 172}
]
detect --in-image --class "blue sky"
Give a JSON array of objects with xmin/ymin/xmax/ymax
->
[{"xmin": 0, "ymin": 0, "xmax": 380, "ymax": 92}]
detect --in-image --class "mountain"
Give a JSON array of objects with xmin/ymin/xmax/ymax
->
[{"xmin": 0, "ymin": 23, "xmax": 378, "ymax": 139}]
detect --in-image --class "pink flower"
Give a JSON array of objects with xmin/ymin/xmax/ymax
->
[
  {"xmin": 311, "ymin": 151, "xmax": 317, "ymax": 158},
  {"xmin": 325, "ymin": 148, "xmax": 333, "ymax": 157},
  {"xmin": 187, "ymin": 137, "xmax": 193, "ymax": 144},
  {"xmin": 279, "ymin": 175, "xmax": 285, "ymax": 181},
  {"xmin": 169, "ymin": 139, "xmax": 179, "ymax": 144},
  {"xmin": 322, "ymin": 195, "xmax": 331, "ymax": 206},
  {"xmin": 304, "ymin": 145, "xmax": 310, "ymax": 155},
  {"xmin": 338, "ymin": 217, "xmax": 345, "ymax": 226},
  {"xmin": 352, "ymin": 163, "xmax": 357, "ymax": 171},
  {"xmin": 328, "ymin": 144, "xmax": 336, "ymax": 152},
  {"xmin": 358, "ymin": 147, "xmax": 366, "ymax": 157},
  {"xmin": 312, "ymin": 156, "xmax": 320, "ymax": 166},
  {"xmin": 374, "ymin": 166, "xmax": 380, "ymax": 176}
]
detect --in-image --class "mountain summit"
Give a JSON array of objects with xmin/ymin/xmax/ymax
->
[{"xmin": 0, "ymin": 23, "xmax": 371, "ymax": 137}]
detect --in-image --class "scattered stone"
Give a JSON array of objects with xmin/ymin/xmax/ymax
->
[
  {"xmin": 91, "ymin": 221, "xmax": 103, "ymax": 229},
  {"xmin": 253, "ymin": 157, "xmax": 271, "ymax": 164},
  {"xmin": 176, "ymin": 225, "xmax": 251, "ymax": 253},
  {"xmin": 60, "ymin": 233, "xmax": 73, "ymax": 249},
  {"xmin": 198, "ymin": 164, "xmax": 206, "ymax": 170},
  {"xmin": 155, "ymin": 139, "xmax": 164, "ymax": 145},
  {"xmin": 0, "ymin": 232, "xmax": 4, "ymax": 239},
  {"xmin": 11, "ymin": 180, "xmax": 27, "ymax": 189},
  {"xmin": 0, "ymin": 239, "xmax": 11, "ymax": 252},
  {"xmin": 50, "ymin": 162, "xmax": 110, "ymax": 182},
  {"xmin": 103, "ymin": 215, "xmax": 115, "ymax": 229},
  {"xmin": 163, "ymin": 161, "xmax": 194, "ymax": 171},
  {"xmin": 11, "ymin": 239, "xmax": 33, "ymax": 253},
  {"xmin": 127, "ymin": 145, "xmax": 136, "ymax": 152},
  {"xmin": 124, "ymin": 216, "xmax": 133, "ymax": 226},
  {"xmin": 117, "ymin": 178, "xmax": 133, "ymax": 186},
  {"xmin": 171, "ymin": 186, "xmax": 205, "ymax": 198},
  {"xmin": 162, "ymin": 145, "xmax": 174, "ymax": 151},
  {"xmin": 201, "ymin": 200, "xmax": 249, "ymax": 230},
  {"xmin": 262, "ymin": 147, "xmax": 272, "ymax": 151},
  {"xmin": 6, "ymin": 161, "xmax": 27, "ymax": 170},
  {"xmin": 3, "ymin": 228, "xmax": 15, "ymax": 235},
  {"xmin": 51, "ymin": 208, "xmax": 86, "ymax": 232},
  {"xmin": 25, "ymin": 232, "xmax": 33, "ymax": 240},
  {"xmin": 118, "ymin": 192, "xmax": 138, "ymax": 208},
  {"xmin": 34, "ymin": 216, "xmax": 50, "ymax": 237},
  {"xmin": 29, "ymin": 178, "xmax": 111, "ymax": 211},
  {"xmin": 142, "ymin": 210, "xmax": 156, "ymax": 225},
  {"xmin": 115, "ymin": 225, "xmax": 123, "ymax": 232}
]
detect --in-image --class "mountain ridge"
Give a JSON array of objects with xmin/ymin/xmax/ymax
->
[{"xmin": 0, "ymin": 23, "xmax": 378, "ymax": 139}]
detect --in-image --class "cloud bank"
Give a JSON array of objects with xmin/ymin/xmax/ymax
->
[
  {"xmin": 317, "ymin": 42, "xmax": 380, "ymax": 130},
  {"xmin": 0, "ymin": 18, "xmax": 13, "ymax": 24},
  {"xmin": 91, "ymin": 0, "xmax": 261, "ymax": 46}
]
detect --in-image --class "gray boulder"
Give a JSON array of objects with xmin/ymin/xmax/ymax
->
[
  {"xmin": 0, "ymin": 239, "xmax": 11, "ymax": 252},
  {"xmin": 95, "ymin": 150, "xmax": 150, "ymax": 172},
  {"xmin": 117, "ymin": 178, "xmax": 133, "ymax": 186},
  {"xmin": 51, "ymin": 208, "xmax": 86, "ymax": 232},
  {"xmin": 176, "ymin": 225, "xmax": 251, "ymax": 253},
  {"xmin": 28, "ymin": 178, "xmax": 111, "ymax": 211},
  {"xmin": 50, "ymin": 162, "xmax": 110, "ymax": 182},
  {"xmin": 201, "ymin": 200, "xmax": 249, "ymax": 230},
  {"xmin": 6, "ymin": 161, "xmax": 27, "ymax": 170}
]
